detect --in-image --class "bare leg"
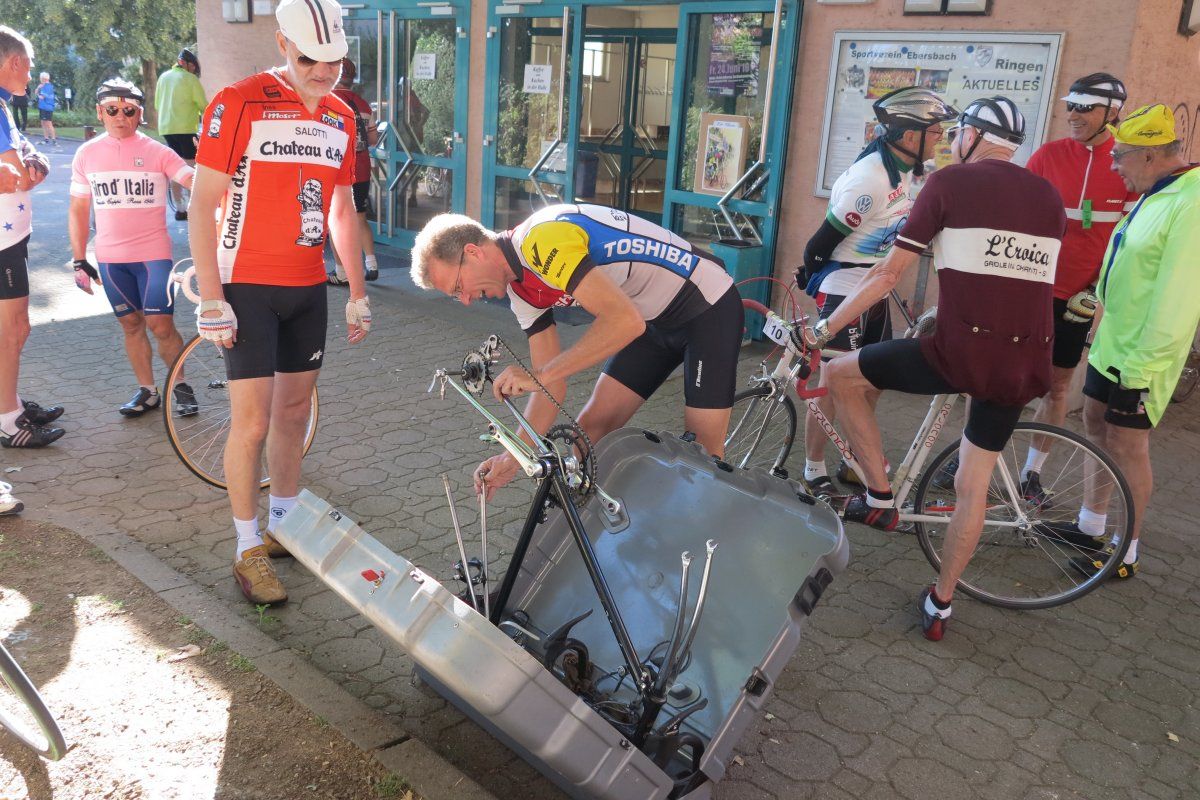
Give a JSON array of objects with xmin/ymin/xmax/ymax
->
[
  {"xmin": 1081, "ymin": 396, "xmax": 1115, "ymax": 517},
  {"xmin": 685, "ymin": 406, "xmax": 733, "ymax": 460},
  {"xmin": 1029, "ymin": 365, "xmax": 1077, "ymax": 454},
  {"xmin": 225, "ymin": 376, "xmax": 274, "ymax": 521},
  {"xmin": 117, "ymin": 312, "xmax": 155, "ymax": 387},
  {"xmin": 265, "ymin": 369, "xmax": 320, "ymax": 499},
  {"xmin": 0, "ymin": 297, "xmax": 30, "ymax": 414},
  {"xmin": 358, "ymin": 211, "xmax": 375, "ymax": 258},
  {"xmin": 934, "ymin": 436, "xmax": 1002, "ymax": 602},
  {"xmin": 145, "ymin": 315, "xmax": 184, "ymax": 380},
  {"xmin": 1101, "ymin": 424, "xmax": 1151, "ymax": 545},
  {"xmin": 805, "ymin": 376, "xmax": 881, "ymax": 464},
  {"xmin": 823, "ymin": 351, "xmax": 889, "ymax": 492},
  {"xmin": 575, "ymin": 374, "xmax": 646, "ymax": 446}
]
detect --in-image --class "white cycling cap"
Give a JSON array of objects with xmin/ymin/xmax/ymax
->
[{"xmin": 276, "ymin": 0, "xmax": 348, "ymax": 62}]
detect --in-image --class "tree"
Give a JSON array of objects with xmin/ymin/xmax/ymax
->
[{"xmin": 0, "ymin": 0, "xmax": 196, "ymax": 126}]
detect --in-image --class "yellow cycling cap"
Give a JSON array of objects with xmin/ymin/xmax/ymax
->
[{"xmin": 1108, "ymin": 103, "xmax": 1177, "ymax": 146}]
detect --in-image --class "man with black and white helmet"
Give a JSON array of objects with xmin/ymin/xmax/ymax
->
[
  {"xmin": 1016, "ymin": 73, "xmax": 1138, "ymax": 507},
  {"xmin": 802, "ymin": 96, "xmax": 1067, "ymax": 641},
  {"xmin": 796, "ymin": 86, "xmax": 957, "ymax": 498}
]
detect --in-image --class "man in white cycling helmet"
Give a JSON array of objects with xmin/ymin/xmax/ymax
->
[{"xmin": 796, "ymin": 86, "xmax": 957, "ymax": 499}]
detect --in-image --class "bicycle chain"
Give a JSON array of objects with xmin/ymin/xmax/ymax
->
[{"xmin": 491, "ymin": 335, "xmax": 597, "ymax": 502}]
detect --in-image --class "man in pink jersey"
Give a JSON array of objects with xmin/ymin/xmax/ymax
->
[{"xmin": 69, "ymin": 78, "xmax": 196, "ymax": 416}]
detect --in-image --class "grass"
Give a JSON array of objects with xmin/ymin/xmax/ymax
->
[
  {"xmin": 51, "ymin": 126, "xmax": 166, "ymax": 144},
  {"xmin": 208, "ymin": 640, "xmax": 229, "ymax": 654},
  {"xmin": 254, "ymin": 603, "xmax": 281, "ymax": 630},
  {"xmin": 375, "ymin": 774, "xmax": 412, "ymax": 798},
  {"xmin": 227, "ymin": 653, "xmax": 256, "ymax": 673}
]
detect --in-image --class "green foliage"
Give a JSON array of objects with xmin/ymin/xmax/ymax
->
[
  {"xmin": 375, "ymin": 774, "xmax": 412, "ymax": 798},
  {"xmin": 410, "ymin": 27, "xmax": 455, "ymax": 156},
  {"xmin": 0, "ymin": 0, "xmax": 196, "ymax": 108}
]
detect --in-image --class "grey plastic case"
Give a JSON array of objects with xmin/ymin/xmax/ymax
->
[{"xmin": 273, "ymin": 428, "xmax": 848, "ymax": 799}]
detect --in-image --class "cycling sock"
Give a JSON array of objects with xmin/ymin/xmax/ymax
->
[
  {"xmin": 804, "ymin": 460, "xmax": 828, "ymax": 481},
  {"xmin": 926, "ymin": 589, "xmax": 952, "ymax": 612},
  {"xmin": 234, "ymin": 517, "xmax": 263, "ymax": 559},
  {"xmin": 141, "ymin": 385, "xmax": 158, "ymax": 394},
  {"xmin": 0, "ymin": 409, "xmax": 21, "ymax": 435},
  {"xmin": 267, "ymin": 494, "xmax": 298, "ymax": 533},
  {"xmin": 1022, "ymin": 447, "xmax": 1048, "ymax": 478},
  {"xmin": 364, "ymin": 255, "xmax": 378, "ymax": 270},
  {"xmin": 1078, "ymin": 507, "xmax": 1106, "ymax": 537},
  {"xmin": 1123, "ymin": 539, "xmax": 1139, "ymax": 564},
  {"xmin": 866, "ymin": 487, "xmax": 895, "ymax": 509}
]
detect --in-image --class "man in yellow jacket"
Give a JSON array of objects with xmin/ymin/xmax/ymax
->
[
  {"xmin": 1063, "ymin": 104, "xmax": 1200, "ymax": 580},
  {"xmin": 154, "ymin": 48, "xmax": 206, "ymax": 220}
]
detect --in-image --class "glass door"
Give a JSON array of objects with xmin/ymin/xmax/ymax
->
[
  {"xmin": 483, "ymin": 7, "xmax": 575, "ymax": 231},
  {"xmin": 346, "ymin": 4, "xmax": 469, "ymax": 248}
]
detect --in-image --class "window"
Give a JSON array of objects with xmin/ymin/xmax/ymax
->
[
  {"xmin": 582, "ymin": 41, "xmax": 610, "ymax": 81},
  {"xmin": 904, "ymin": 0, "xmax": 991, "ymax": 14},
  {"xmin": 222, "ymin": 0, "xmax": 251, "ymax": 23},
  {"xmin": 1181, "ymin": 0, "xmax": 1200, "ymax": 36}
]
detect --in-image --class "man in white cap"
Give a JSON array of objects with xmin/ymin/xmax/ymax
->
[{"xmin": 189, "ymin": 0, "xmax": 372, "ymax": 605}]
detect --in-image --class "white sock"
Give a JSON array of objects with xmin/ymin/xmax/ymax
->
[
  {"xmin": 1023, "ymin": 447, "xmax": 1048, "ymax": 478},
  {"xmin": 1078, "ymin": 507, "xmax": 1106, "ymax": 537},
  {"xmin": 234, "ymin": 517, "xmax": 263, "ymax": 559},
  {"xmin": 267, "ymin": 494, "xmax": 298, "ymax": 533},
  {"xmin": 364, "ymin": 255, "xmax": 378, "ymax": 269},
  {"xmin": 866, "ymin": 488, "xmax": 895, "ymax": 509},
  {"xmin": 1123, "ymin": 539, "xmax": 1139, "ymax": 564},
  {"xmin": 142, "ymin": 385, "xmax": 158, "ymax": 392},
  {"xmin": 0, "ymin": 409, "xmax": 21, "ymax": 435},
  {"xmin": 804, "ymin": 460, "xmax": 828, "ymax": 481}
]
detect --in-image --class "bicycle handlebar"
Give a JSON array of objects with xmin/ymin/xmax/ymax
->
[{"xmin": 740, "ymin": 298, "xmax": 827, "ymax": 399}]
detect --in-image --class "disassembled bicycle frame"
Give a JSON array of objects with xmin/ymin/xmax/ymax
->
[{"xmin": 428, "ymin": 336, "xmax": 720, "ymax": 752}]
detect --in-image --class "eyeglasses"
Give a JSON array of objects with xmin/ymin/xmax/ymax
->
[
  {"xmin": 1110, "ymin": 148, "xmax": 1140, "ymax": 162},
  {"xmin": 102, "ymin": 105, "xmax": 139, "ymax": 118},
  {"xmin": 1066, "ymin": 102, "xmax": 1099, "ymax": 114},
  {"xmin": 946, "ymin": 126, "xmax": 960, "ymax": 143},
  {"xmin": 451, "ymin": 248, "xmax": 467, "ymax": 301}
]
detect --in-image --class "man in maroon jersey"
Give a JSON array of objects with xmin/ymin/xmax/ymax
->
[{"xmin": 328, "ymin": 57, "xmax": 379, "ymax": 284}]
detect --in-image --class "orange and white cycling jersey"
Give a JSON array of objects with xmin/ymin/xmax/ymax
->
[{"xmin": 196, "ymin": 69, "xmax": 356, "ymax": 286}]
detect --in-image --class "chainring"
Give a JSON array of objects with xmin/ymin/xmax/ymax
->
[{"xmin": 545, "ymin": 423, "xmax": 597, "ymax": 504}]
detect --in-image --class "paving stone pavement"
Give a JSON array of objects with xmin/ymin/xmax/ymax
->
[{"xmin": 7, "ymin": 139, "xmax": 1200, "ymax": 798}]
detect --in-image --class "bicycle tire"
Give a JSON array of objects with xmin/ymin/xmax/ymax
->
[
  {"xmin": 912, "ymin": 422, "xmax": 1134, "ymax": 609},
  {"xmin": 1171, "ymin": 364, "xmax": 1198, "ymax": 403},
  {"xmin": 724, "ymin": 386, "xmax": 797, "ymax": 475},
  {"xmin": 163, "ymin": 336, "xmax": 319, "ymax": 490},
  {"xmin": 0, "ymin": 642, "xmax": 66, "ymax": 760}
]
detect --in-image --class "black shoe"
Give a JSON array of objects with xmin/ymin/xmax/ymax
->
[
  {"xmin": 1035, "ymin": 520, "xmax": 1106, "ymax": 553},
  {"xmin": 843, "ymin": 493, "xmax": 899, "ymax": 531},
  {"xmin": 806, "ymin": 475, "xmax": 838, "ymax": 502},
  {"xmin": 172, "ymin": 382, "xmax": 199, "ymax": 417},
  {"xmin": 119, "ymin": 387, "xmax": 161, "ymax": 417},
  {"xmin": 174, "ymin": 210, "xmax": 188, "ymax": 221},
  {"xmin": 365, "ymin": 267, "xmax": 379, "ymax": 282},
  {"xmin": 22, "ymin": 400, "xmax": 63, "ymax": 425},
  {"xmin": 835, "ymin": 459, "xmax": 865, "ymax": 489},
  {"xmin": 931, "ymin": 456, "xmax": 959, "ymax": 490},
  {"xmin": 0, "ymin": 413, "xmax": 64, "ymax": 448},
  {"xmin": 1020, "ymin": 470, "xmax": 1053, "ymax": 508},
  {"xmin": 918, "ymin": 586, "xmax": 951, "ymax": 641},
  {"xmin": 1069, "ymin": 548, "xmax": 1139, "ymax": 581}
]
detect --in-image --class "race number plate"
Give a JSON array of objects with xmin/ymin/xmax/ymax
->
[{"xmin": 762, "ymin": 313, "xmax": 790, "ymax": 347}]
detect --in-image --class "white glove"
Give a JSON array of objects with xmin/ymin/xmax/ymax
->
[
  {"xmin": 196, "ymin": 299, "xmax": 237, "ymax": 343},
  {"xmin": 346, "ymin": 296, "xmax": 371, "ymax": 332},
  {"xmin": 1063, "ymin": 289, "xmax": 1098, "ymax": 324}
]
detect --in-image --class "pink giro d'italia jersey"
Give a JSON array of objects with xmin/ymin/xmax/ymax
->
[{"xmin": 70, "ymin": 131, "xmax": 193, "ymax": 263}]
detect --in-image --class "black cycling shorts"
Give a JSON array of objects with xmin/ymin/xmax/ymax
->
[
  {"xmin": 604, "ymin": 285, "xmax": 742, "ymax": 409},
  {"xmin": 222, "ymin": 282, "xmax": 328, "ymax": 381},
  {"xmin": 352, "ymin": 180, "xmax": 371, "ymax": 213},
  {"xmin": 857, "ymin": 337, "xmax": 1023, "ymax": 452},
  {"xmin": 1052, "ymin": 297, "xmax": 1092, "ymax": 369},
  {"xmin": 816, "ymin": 291, "xmax": 892, "ymax": 358},
  {"xmin": 38, "ymin": 109, "xmax": 52, "ymax": 122},
  {"xmin": 0, "ymin": 236, "xmax": 30, "ymax": 300},
  {"xmin": 163, "ymin": 133, "xmax": 198, "ymax": 161},
  {"xmin": 1082, "ymin": 364, "xmax": 1153, "ymax": 430}
]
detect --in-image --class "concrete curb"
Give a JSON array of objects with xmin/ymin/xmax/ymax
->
[{"xmin": 30, "ymin": 508, "xmax": 497, "ymax": 800}]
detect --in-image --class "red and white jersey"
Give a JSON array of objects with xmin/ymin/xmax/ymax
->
[
  {"xmin": 1026, "ymin": 137, "xmax": 1138, "ymax": 299},
  {"xmin": 195, "ymin": 69, "xmax": 356, "ymax": 286},
  {"xmin": 70, "ymin": 132, "xmax": 192, "ymax": 263}
]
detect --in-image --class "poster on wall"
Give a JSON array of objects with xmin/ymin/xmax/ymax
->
[
  {"xmin": 695, "ymin": 113, "xmax": 750, "ymax": 195},
  {"xmin": 815, "ymin": 31, "xmax": 1063, "ymax": 196},
  {"xmin": 707, "ymin": 14, "xmax": 763, "ymax": 98}
]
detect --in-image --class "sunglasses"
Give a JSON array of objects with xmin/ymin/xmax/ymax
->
[
  {"xmin": 297, "ymin": 54, "xmax": 342, "ymax": 68},
  {"xmin": 101, "ymin": 105, "xmax": 139, "ymax": 118},
  {"xmin": 1066, "ymin": 102, "xmax": 1099, "ymax": 114}
]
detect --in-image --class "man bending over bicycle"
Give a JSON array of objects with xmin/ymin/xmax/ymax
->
[
  {"xmin": 411, "ymin": 204, "xmax": 742, "ymax": 498},
  {"xmin": 803, "ymin": 98, "xmax": 1066, "ymax": 641}
]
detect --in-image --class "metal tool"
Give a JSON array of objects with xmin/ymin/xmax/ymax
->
[
  {"xmin": 479, "ymin": 489, "xmax": 491, "ymax": 619},
  {"xmin": 442, "ymin": 474, "xmax": 479, "ymax": 613},
  {"xmin": 658, "ymin": 540, "xmax": 718, "ymax": 696},
  {"xmin": 655, "ymin": 552, "xmax": 693, "ymax": 697}
]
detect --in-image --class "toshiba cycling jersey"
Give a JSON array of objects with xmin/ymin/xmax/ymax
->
[
  {"xmin": 195, "ymin": 69, "xmax": 356, "ymax": 286},
  {"xmin": 1026, "ymin": 137, "xmax": 1137, "ymax": 299},
  {"xmin": 70, "ymin": 131, "xmax": 192, "ymax": 262},
  {"xmin": 500, "ymin": 204, "xmax": 733, "ymax": 334},
  {"xmin": 820, "ymin": 150, "xmax": 913, "ymax": 296}
]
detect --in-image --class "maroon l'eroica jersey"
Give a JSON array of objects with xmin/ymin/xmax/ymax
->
[{"xmin": 895, "ymin": 160, "xmax": 1067, "ymax": 407}]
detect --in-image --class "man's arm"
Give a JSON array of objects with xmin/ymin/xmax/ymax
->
[
  {"xmin": 535, "ymin": 269, "xmax": 644, "ymax": 384},
  {"xmin": 824, "ymin": 247, "xmax": 921, "ymax": 337},
  {"xmin": 187, "ymin": 163, "xmax": 234, "ymax": 303},
  {"xmin": 329, "ymin": 183, "xmax": 365, "ymax": 299},
  {"xmin": 67, "ymin": 195, "xmax": 91, "ymax": 260},
  {"xmin": 0, "ymin": 149, "xmax": 30, "ymax": 192}
]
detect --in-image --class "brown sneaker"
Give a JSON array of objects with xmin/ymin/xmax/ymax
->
[
  {"xmin": 261, "ymin": 531, "xmax": 290, "ymax": 559},
  {"xmin": 233, "ymin": 545, "xmax": 287, "ymax": 604}
]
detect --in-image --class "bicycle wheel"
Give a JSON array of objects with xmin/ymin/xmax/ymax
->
[
  {"xmin": 163, "ymin": 336, "xmax": 319, "ymax": 490},
  {"xmin": 1171, "ymin": 362, "xmax": 1198, "ymax": 403},
  {"xmin": 0, "ymin": 642, "xmax": 66, "ymax": 760},
  {"xmin": 724, "ymin": 386, "xmax": 797, "ymax": 475},
  {"xmin": 912, "ymin": 422, "xmax": 1134, "ymax": 609}
]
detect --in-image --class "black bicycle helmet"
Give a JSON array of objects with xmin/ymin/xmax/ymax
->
[
  {"xmin": 873, "ymin": 86, "xmax": 959, "ymax": 132},
  {"xmin": 1063, "ymin": 72, "xmax": 1125, "ymax": 140},
  {"xmin": 178, "ymin": 47, "xmax": 201, "ymax": 77},
  {"xmin": 96, "ymin": 78, "xmax": 144, "ymax": 105},
  {"xmin": 958, "ymin": 96, "xmax": 1026, "ymax": 146}
]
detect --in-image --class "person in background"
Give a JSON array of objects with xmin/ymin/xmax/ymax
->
[
  {"xmin": 9, "ymin": 83, "xmax": 25, "ymax": 131},
  {"xmin": 155, "ymin": 48, "xmax": 207, "ymax": 221},
  {"xmin": 35, "ymin": 71, "xmax": 56, "ymax": 146},
  {"xmin": 328, "ymin": 57, "xmax": 379, "ymax": 284}
]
